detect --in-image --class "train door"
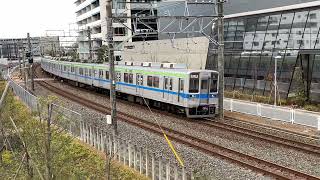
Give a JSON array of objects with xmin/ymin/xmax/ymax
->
[
  {"xmin": 200, "ymin": 77, "xmax": 210, "ymax": 104},
  {"xmin": 136, "ymin": 73, "xmax": 143, "ymax": 95},
  {"xmin": 178, "ymin": 78, "xmax": 184, "ymax": 104},
  {"xmin": 163, "ymin": 77, "xmax": 173, "ymax": 102}
]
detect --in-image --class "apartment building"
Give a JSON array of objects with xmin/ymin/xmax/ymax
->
[
  {"xmin": 75, "ymin": 0, "xmax": 161, "ymax": 61},
  {"xmin": 75, "ymin": 0, "xmax": 134, "ymax": 61}
]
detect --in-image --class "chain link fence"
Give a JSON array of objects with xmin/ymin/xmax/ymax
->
[{"xmin": 224, "ymin": 98, "xmax": 320, "ymax": 130}]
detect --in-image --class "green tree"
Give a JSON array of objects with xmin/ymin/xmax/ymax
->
[{"xmin": 97, "ymin": 45, "xmax": 109, "ymax": 64}]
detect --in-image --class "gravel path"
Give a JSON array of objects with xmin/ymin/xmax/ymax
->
[{"xmin": 31, "ymin": 79, "xmax": 267, "ymax": 179}]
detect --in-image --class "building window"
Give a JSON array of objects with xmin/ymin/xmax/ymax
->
[
  {"xmin": 114, "ymin": 27, "xmax": 126, "ymax": 36},
  {"xmin": 310, "ymin": 13, "xmax": 317, "ymax": 19},
  {"xmin": 253, "ymin": 42, "xmax": 259, "ymax": 46},
  {"xmin": 297, "ymin": 40, "xmax": 304, "ymax": 46}
]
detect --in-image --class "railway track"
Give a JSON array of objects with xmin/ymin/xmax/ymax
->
[
  {"xmin": 200, "ymin": 119, "xmax": 320, "ymax": 156},
  {"xmin": 34, "ymin": 66, "xmax": 320, "ymax": 180}
]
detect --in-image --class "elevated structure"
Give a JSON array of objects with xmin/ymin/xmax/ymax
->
[{"xmin": 0, "ymin": 37, "xmax": 60, "ymax": 58}]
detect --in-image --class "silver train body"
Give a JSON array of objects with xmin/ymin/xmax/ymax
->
[{"xmin": 41, "ymin": 58, "xmax": 219, "ymax": 118}]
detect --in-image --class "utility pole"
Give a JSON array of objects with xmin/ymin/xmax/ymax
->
[
  {"xmin": 106, "ymin": 0, "xmax": 117, "ymax": 136},
  {"xmin": 87, "ymin": 26, "xmax": 93, "ymax": 62},
  {"xmin": 27, "ymin": 33, "xmax": 34, "ymax": 91},
  {"xmin": 23, "ymin": 47, "xmax": 27, "ymax": 88},
  {"xmin": 15, "ymin": 43, "xmax": 22, "ymax": 76},
  {"xmin": 274, "ymin": 56, "xmax": 278, "ymax": 106},
  {"xmin": 217, "ymin": 0, "xmax": 225, "ymax": 119}
]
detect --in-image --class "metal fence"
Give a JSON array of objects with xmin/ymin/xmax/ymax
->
[
  {"xmin": 79, "ymin": 122, "xmax": 193, "ymax": 180},
  {"xmin": 7, "ymin": 76, "xmax": 193, "ymax": 179},
  {"xmin": 224, "ymin": 98, "xmax": 320, "ymax": 130},
  {"xmin": 8, "ymin": 78, "xmax": 38, "ymax": 111}
]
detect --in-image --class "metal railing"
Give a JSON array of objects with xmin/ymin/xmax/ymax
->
[
  {"xmin": 6, "ymin": 74, "xmax": 194, "ymax": 179},
  {"xmin": 224, "ymin": 98, "xmax": 320, "ymax": 130}
]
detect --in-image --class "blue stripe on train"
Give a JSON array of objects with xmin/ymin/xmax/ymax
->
[{"xmin": 56, "ymin": 71, "xmax": 218, "ymax": 99}]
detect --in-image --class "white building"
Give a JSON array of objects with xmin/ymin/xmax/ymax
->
[{"xmin": 74, "ymin": 0, "xmax": 132, "ymax": 61}]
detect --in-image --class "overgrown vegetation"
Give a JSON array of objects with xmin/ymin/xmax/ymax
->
[{"xmin": 0, "ymin": 82, "xmax": 148, "ymax": 180}]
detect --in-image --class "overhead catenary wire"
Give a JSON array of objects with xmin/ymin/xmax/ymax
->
[{"xmin": 141, "ymin": 97, "xmax": 184, "ymax": 167}]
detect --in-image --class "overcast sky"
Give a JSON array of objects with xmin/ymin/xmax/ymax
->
[{"xmin": 0, "ymin": 0, "xmax": 76, "ymax": 39}]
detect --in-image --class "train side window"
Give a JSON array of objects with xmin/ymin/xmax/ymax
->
[
  {"xmin": 89, "ymin": 69, "xmax": 92, "ymax": 77},
  {"xmin": 99, "ymin": 70, "xmax": 104, "ymax": 78},
  {"xmin": 124, "ymin": 73, "xmax": 129, "ymax": 83},
  {"xmin": 189, "ymin": 73, "xmax": 199, "ymax": 93},
  {"xmin": 153, "ymin": 76, "xmax": 159, "ymax": 88},
  {"xmin": 71, "ymin": 66, "xmax": 75, "ymax": 73},
  {"xmin": 79, "ymin": 68, "xmax": 83, "ymax": 75},
  {"xmin": 169, "ymin": 78, "xmax": 173, "ymax": 90},
  {"xmin": 147, "ymin": 76, "xmax": 153, "ymax": 87},
  {"xmin": 63, "ymin": 66, "xmax": 67, "ymax": 72},
  {"xmin": 105, "ymin": 71, "xmax": 109, "ymax": 79},
  {"xmin": 129, "ymin": 73, "xmax": 133, "ymax": 84}
]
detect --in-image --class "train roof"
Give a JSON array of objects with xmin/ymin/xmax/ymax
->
[{"xmin": 42, "ymin": 58, "xmax": 218, "ymax": 78}]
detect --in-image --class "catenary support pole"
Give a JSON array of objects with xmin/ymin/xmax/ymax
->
[
  {"xmin": 88, "ymin": 27, "xmax": 93, "ymax": 62},
  {"xmin": 27, "ymin": 33, "xmax": 34, "ymax": 91},
  {"xmin": 217, "ymin": 0, "xmax": 225, "ymax": 119},
  {"xmin": 105, "ymin": 0, "xmax": 117, "ymax": 136}
]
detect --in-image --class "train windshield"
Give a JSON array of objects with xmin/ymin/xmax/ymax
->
[
  {"xmin": 210, "ymin": 73, "xmax": 218, "ymax": 93},
  {"xmin": 189, "ymin": 73, "xmax": 199, "ymax": 93}
]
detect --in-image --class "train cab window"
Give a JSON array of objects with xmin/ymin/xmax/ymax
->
[
  {"xmin": 99, "ymin": 70, "xmax": 104, "ymax": 78},
  {"xmin": 129, "ymin": 73, "xmax": 133, "ymax": 84},
  {"xmin": 153, "ymin": 76, "xmax": 159, "ymax": 88},
  {"xmin": 147, "ymin": 76, "xmax": 153, "ymax": 87},
  {"xmin": 189, "ymin": 73, "xmax": 199, "ymax": 93},
  {"xmin": 210, "ymin": 73, "xmax": 218, "ymax": 92},
  {"xmin": 105, "ymin": 71, "xmax": 109, "ymax": 79}
]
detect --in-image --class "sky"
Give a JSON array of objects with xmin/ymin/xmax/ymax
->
[{"xmin": 0, "ymin": 0, "xmax": 76, "ymax": 39}]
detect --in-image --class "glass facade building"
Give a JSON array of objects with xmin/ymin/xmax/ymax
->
[{"xmin": 206, "ymin": 2, "xmax": 320, "ymax": 102}]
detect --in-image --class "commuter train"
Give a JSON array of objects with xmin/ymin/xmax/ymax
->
[{"xmin": 41, "ymin": 58, "xmax": 219, "ymax": 118}]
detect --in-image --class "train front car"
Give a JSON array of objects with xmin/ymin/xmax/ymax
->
[{"xmin": 186, "ymin": 70, "xmax": 219, "ymax": 118}]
